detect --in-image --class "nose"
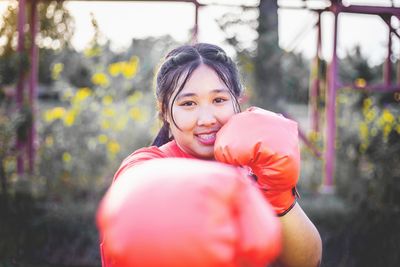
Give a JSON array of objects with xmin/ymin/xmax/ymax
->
[{"xmin": 197, "ymin": 106, "xmax": 217, "ymax": 126}]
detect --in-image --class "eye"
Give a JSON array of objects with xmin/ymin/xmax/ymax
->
[
  {"xmin": 180, "ymin": 101, "xmax": 196, "ymax": 107},
  {"xmin": 214, "ymin": 97, "xmax": 228, "ymax": 104}
]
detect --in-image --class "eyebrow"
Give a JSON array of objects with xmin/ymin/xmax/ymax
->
[{"xmin": 176, "ymin": 89, "xmax": 230, "ymax": 100}]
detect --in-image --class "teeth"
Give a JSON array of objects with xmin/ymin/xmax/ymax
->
[{"xmin": 198, "ymin": 133, "xmax": 216, "ymax": 140}]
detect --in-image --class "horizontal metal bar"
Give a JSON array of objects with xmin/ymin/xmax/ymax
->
[{"xmin": 341, "ymin": 83, "xmax": 400, "ymax": 92}]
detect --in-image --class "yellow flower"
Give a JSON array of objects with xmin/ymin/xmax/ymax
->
[
  {"xmin": 108, "ymin": 62, "xmax": 122, "ymax": 77},
  {"xmin": 92, "ymin": 73, "xmax": 109, "ymax": 87},
  {"xmin": 84, "ymin": 46, "xmax": 102, "ymax": 58},
  {"xmin": 129, "ymin": 107, "xmax": 147, "ymax": 122},
  {"xmin": 113, "ymin": 116, "xmax": 128, "ymax": 131},
  {"xmin": 52, "ymin": 63, "xmax": 64, "ymax": 80},
  {"xmin": 355, "ymin": 78, "xmax": 367, "ymax": 88},
  {"xmin": 44, "ymin": 110, "xmax": 53, "ymax": 122},
  {"xmin": 122, "ymin": 56, "xmax": 139, "ymax": 79},
  {"xmin": 98, "ymin": 134, "xmax": 108, "ymax": 144},
  {"xmin": 101, "ymin": 120, "xmax": 111, "ymax": 130},
  {"xmin": 128, "ymin": 91, "xmax": 143, "ymax": 105},
  {"xmin": 74, "ymin": 87, "xmax": 92, "ymax": 103},
  {"xmin": 107, "ymin": 140, "xmax": 121, "ymax": 155},
  {"xmin": 365, "ymin": 108, "xmax": 376, "ymax": 123},
  {"xmin": 383, "ymin": 124, "xmax": 392, "ymax": 141},
  {"xmin": 63, "ymin": 110, "xmax": 76, "ymax": 127},
  {"xmin": 62, "ymin": 152, "xmax": 72, "ymax": 163},
  {"xmin": 359, "ymin": 122, "xmax": 369, "ymax": 140},
  {"xmin": 381, "ymin": 109, "xmax": 394, "ymax": 124},
  {"xmin": 103, "ymin": 107, "xmax": 116, "ymax": 117},
  {"xmin": 363, "ymin": 98, "xmax": 372, "ymax": 109},
  {"xmin": 44, "ymin": 107, "xmax": 66, "ymax": 122},
  {"xmin": 52, "ymin": 107, "xmax": 66, "ymax": 119},
  {"xmin": 102, "ymin": 95, "xmax": 113, "ymax": 106}
]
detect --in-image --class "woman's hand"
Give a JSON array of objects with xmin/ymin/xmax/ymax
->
[
  {"xmin": 214, "ymin": 107, "xmax": 300, "ymax": 216},
  {"xmin": 97, "ymin": 158, "xmax": 282, "ymax": 267}
]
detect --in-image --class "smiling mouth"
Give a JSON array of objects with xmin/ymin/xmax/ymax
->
[{"xmin": 195, "ymin": 132, "xmax": 217, "ymax": 145}]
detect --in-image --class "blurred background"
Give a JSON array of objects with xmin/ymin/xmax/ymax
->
[{"xmin": 0, "ymin": 0, "xmax": 399, "ymax": 266}]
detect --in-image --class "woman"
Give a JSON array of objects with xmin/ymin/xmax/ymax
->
[{"xmin": 99, "ymin": 43, "xmax": 322, "ymax": 267}]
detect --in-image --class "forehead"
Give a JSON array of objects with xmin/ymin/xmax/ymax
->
[{"xmin": 177, "ymin": 64, "xmax": 228, "ymax": 96}]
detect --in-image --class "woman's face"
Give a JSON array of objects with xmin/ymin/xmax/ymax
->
[{"xmin": 167, "ymin": 64, "xmax": 237, "ymax": 159}]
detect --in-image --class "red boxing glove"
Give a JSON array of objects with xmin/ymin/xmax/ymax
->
[
  {"xmin": 214, "ymin": 107, "xmax": 300, "ymax": 216},
  {"xmin": 97, "ymin": 158, "xmax": 281, "ymax": 267}
]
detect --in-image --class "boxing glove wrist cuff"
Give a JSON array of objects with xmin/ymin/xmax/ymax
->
[
  {"xmin": 277, "ymin": 198, "xmax": 297, "ymax": 217},
  {"xmin": 259, "ymin": 187, "xmax": 299, "ymax": 217}
]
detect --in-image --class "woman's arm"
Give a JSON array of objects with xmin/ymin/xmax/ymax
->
[
  {"xmin": 213, "ymin": 108, "xmax": 322, "ymax": 266},
  {"xmin": 273, "ymin": 203, "xmax": 322, "ymax": 267}
]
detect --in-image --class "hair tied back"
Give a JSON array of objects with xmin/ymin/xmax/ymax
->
[{"xmin": 216, "ymin": 51, "xmax": 228, "ymax": 62}]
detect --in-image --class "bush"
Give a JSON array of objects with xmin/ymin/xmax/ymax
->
[{"xmin": 329, "ymin": 90, "xmax": 400, "ymax": 266}]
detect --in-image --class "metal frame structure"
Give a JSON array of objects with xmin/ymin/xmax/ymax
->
[
  {"xmin": 307, "ymin": 1, "xmax": 400, "ymax": 191},
  {"xmin": 12, "ymin": 0, "xmax": 400, "ymax": 191},
  {"xmin": 14, "ymin": 0, "xmax": 203, "ymax": 175},
  {"xmin": 13, "ymin": 0, "xmax": 261, "ymax": 175}
]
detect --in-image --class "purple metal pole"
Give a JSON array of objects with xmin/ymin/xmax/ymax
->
[
  {"xmin": 322, "ymin": 8, "xmax": 339, "ymax": 192},
  {"xmin": 16, "ymin": 0, "xmax": 26, "ymax": 175},
  {"xmin": 384, "ymin": 25, "xmax": 392, "ymax": 86},
  {"xmin": 28, "ymin": 0, "xmax": 38, "ymax": 174},
  {"xmin": 398, "ymin": 43, "xmax": 400, "ymax": 86},
  {"xmin": 340, "ymin": 4, "xmax": 400, "ymax": 17}
]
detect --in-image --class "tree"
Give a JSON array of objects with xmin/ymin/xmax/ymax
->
[
  {"xmin": 254, "ymin": 0, "xmax": 283, "ymax": 111},
  {"xmin": 0, "ymin": 0, "xmax": 74, "ymax": 86},
  {"xmin": 216, "ymin": 0, "xmax": 287, "ymax": 110}
]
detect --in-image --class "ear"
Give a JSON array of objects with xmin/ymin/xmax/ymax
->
[
  {"xmin": 157, "ymin": 101, "xmax": 169, "ymax": 123},
  {"xmin": 164, "ymin": 110, "xmax": 172, "ymax": 125}
]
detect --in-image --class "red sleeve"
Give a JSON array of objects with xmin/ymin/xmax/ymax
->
[{"xmin": 113, "ymin": 146, "xmax": 166, "ymax": 182}]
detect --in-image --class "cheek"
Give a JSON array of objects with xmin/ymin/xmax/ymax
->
[
  {"xmin": 217, "ymin": 106, "xmax": 236, "ymax": 125},
  {"xmin": 171, "ymin": 108, "xmax": 197, "ymax": 131}
]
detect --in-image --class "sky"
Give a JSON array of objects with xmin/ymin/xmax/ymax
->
[{"xmin": 1, "ymin": 0, "xmax": 400, "ymax": 65}]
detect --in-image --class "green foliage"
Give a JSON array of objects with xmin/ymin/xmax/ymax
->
[
  {"xmin": 330, "ymin": 89, "xmax": 400, "ymax": 266},
  {"xmin": 38, "ymin": 36, "xmax": 180, "ymax": 199},
  {"xmin": 0, "ymin": 105, "xmax": 21, "ymax": 195},
  {"xmin": 216, "ymin": 1, "xmax": 311, "ymax": 107},
  {"xmin": 336, "ymin": 90, "xmax": 400, "ymax": 203},
  {"xmin": 339, "ymin": 45, "xmax": 382, "ymax": 85},
  {"xmin": 0, "ymin": 187, "xmax": 101, "ymax": 266},
  {"xmin": 0, "ymin": 0, "xmax": 74, "ymax": 87},
  {"xmin": 0, "ymin": 31, "xmax": 180, "ymax": 265},
  {"xmin": 36, "ymin": 1, "xmax": 74, "ymax": 50},
  {"xmin": 281, "ymin": 52, "xmax": 311, "ymax": 103}
]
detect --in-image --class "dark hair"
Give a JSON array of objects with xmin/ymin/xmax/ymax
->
[{"xmin": 152, "ymin": 43, "xmax": 244, "ymax": 147}]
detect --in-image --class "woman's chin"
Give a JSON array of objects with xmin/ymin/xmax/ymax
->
[{"xmin": 193, "ymin": 146, "xmax": 215, "ymax": 160}]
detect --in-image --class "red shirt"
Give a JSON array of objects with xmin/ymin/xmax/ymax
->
[{"xmin": 113, "ymin": 140, "xmax": 195, "ymax": 182}]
